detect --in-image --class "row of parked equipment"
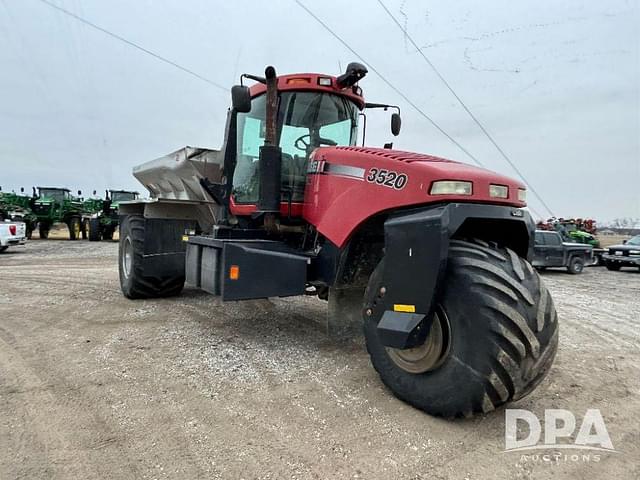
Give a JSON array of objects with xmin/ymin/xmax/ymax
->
[
  {"xmin": 533, "ymin": 218, "xmax": 640, "ymax": 273},
  {"xmin": 4, "ymin": 185, "xmax": 637, "ymax": 273},
  {"xmin": 0, "ymin": 186, "xmax": 139, "ymax": 241}
]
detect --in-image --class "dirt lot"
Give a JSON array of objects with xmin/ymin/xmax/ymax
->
[{"xmin": 0, "ymin": 241, "xmax": 638, "ymax": 479}]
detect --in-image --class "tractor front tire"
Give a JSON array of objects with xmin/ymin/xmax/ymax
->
[
  {"xmin": 103, "ymin": 227, "xmax": 114, "ymax": 241},
  {"xmin": 69, "ymin": 217, "xmax": 81, "ymax": 240},
  {"xmin": 39, "ymin": 225, "xmax": 49, "ymax": 239},
  {"xmin": 88, "ymin": 218, "xmax": 102, "ymax": 241},
  {"xmin": 81, "ymin": 219, "xmax": 89, "ymax": 239},
  {"xmin": 364, "ymin": 239, "xmax": 558, "ymax": 418},
  {"xmin": 119, "ymin": 215, "xmax": 184, "ymax": 299}
]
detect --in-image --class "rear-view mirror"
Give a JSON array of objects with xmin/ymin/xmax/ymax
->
[
  {"xmin": 231, "ymin": 85, "xmax": 251, "ymax": 113},
  {"xmin": 391, "ymin": 113, "xmax": 401, "ymax": 136}
]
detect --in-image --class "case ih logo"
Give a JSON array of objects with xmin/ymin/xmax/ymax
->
[
  {"xmin": 504, "ymin": 409, "xmax": 617, "ymax": 459},
  {"xmin": 307, "ymin": 160, "xmax": 367, "ymax": 181},
  {"xmin": 307, "ymin": 158, "xmax": 326, "ymax": 174}
]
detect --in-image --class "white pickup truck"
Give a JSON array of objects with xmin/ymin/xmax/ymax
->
[{"xmin": 0, "ymin": 220, "xmax": 27, "ymax": 252}]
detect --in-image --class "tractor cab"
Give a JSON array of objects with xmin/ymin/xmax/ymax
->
[
  {"xmin": 36, "ymin": 187, "xmax": 72, "ymax": 205},
  {"xmin": 108, "ymin": 190, "xmax": 139, "ymax": 206},
  {"xmin": 33, "ymin": 187, "xmax": 84, "ymax": 240},
  {"xmin": 34, "ymin": 187, "xmax": 71, "ymax": 216},
  {"xmin": 225, "ymin": 63, "xmax": 400, "ymax": 220},
  {"xmin": 233, "ymin": 84, "xmax": 360, "ymax": 205},
  {"xmin": 105, "ymin": 190, "xmax": 140, "ymax": 219}
]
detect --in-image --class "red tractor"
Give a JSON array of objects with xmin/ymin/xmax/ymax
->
[{"xmin": 118, "ymin": 64, "xmax": 558, "ymax": 417}]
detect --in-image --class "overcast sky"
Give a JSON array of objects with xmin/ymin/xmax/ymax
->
[{"xmin": 0, "ymin": 0, "xmax": 638, "ymax": 222}]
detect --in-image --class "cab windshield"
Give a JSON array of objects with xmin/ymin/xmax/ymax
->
[
  {"xmin": 111, "ymin": 192, "xmax": 137, "ymax": 203},
  {"xmin": 39, "ymin": 189, "xmax": 68, "ymax": 203},
  {"xmin": 233, "ymin": 91, "xmax": 359, "ymax": 203}
]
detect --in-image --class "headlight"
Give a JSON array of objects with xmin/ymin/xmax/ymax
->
[
  {"xmin": 517, "ymin": 188, "xmax": 527, "ymax": 202},
  {"xmin": 629, "ymin": 250, "xmax": 640, "ymax": 255},
  {"xmin": 430, "ymin": 181, "xmax": 472, "ymax": 195},
  {"xmin": 489, "ymin": 184, "xmax": 508, "ymax": 198}
]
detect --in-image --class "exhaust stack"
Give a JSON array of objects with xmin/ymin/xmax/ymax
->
[{"xmin": 257, "ymin": 66, "xmax": 282, "ymax": 215}]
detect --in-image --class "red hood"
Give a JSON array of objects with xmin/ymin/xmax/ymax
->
[
  {"xmin": 323, "ymin": 146, "xmax": 525, "ymax": 190},
  {"xmin": 304, "ymin": 146, "xmax": 527, "ymax": 247}
]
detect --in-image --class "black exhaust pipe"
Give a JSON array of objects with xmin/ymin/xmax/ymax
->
[{"xmin": 257, "ymin": 65, "xmax": 282, "ymax": 214}]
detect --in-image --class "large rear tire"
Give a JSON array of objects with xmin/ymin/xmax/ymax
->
[
  {"xmin": 364, "ymin": 239, "xmax": 559, "ymax": 417},
  {"xmin": 119, "ymin": 215, "xmax": 184, "ymax": 299}
]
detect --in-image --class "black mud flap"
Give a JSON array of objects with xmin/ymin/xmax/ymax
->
[
  {"xmin": 140, "ymin": 218, "xmax": 195, "ymax": 278},
  {"xmin": 186, "ymin": 237, "xmax": 309, "ymax": 301},
  {"xmin": 374, "ymin": 203, "xmax": 534, "ymax": 348}
]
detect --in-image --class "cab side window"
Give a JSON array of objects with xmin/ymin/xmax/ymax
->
[{"xmin": 545, "ymin": 233, "xmax": 561, "ymax": 246}]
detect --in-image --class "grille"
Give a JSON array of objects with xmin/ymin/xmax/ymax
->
[{"xmin": 334, "ymin": 146, "xmax": 453, "ymax": 163}]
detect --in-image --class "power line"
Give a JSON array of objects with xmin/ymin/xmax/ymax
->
[
  {"xmin": 35, "ymin": 0, "xmax": 227, "ymax": 92},
  {"xmin": 294, "ymin": 0, "xmax": 486, "ymax": 168},
  {"xmin": 528, "ymin": 206, "xmax": 544, "ymax": 221},
  {"xmin": 377, "ymin": 0, "xmax": 555, "ymax": 217}
]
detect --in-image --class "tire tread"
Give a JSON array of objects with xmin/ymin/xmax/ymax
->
[
  {"xmin": 363, "ymin": 238, "xmax": 559, "ymax": 417},
  {"xmin": 119, "ymin": 215, "xmax": 184, "ymax": 299}
]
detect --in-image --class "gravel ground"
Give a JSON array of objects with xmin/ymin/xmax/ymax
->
[{"xmin": 0, "ymin": 240, "xmax": 638, "ymax": 479}]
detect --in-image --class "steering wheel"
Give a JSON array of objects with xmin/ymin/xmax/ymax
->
[{"xmin": 294, "ymin": 134, "xmax": 338, "ymax": 152}]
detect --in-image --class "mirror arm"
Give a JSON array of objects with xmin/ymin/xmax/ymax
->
[
  {"xmin": 241, "ymin": 73, "xmax": 266, "ymax": 85},
  {"xmin": 365, "ymin": 102, "xmax": 401, "ymax": 115},
  {"xmin": 359, "ymin": 112, "xmax": 367, "ymax": 147}
]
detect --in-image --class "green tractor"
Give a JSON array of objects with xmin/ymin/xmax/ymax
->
[
  {"xmin": 32, "ymin": 187, "xmax": 85, "ymax": 240},
  {"xmin": 85, "ymin": 190, "xmax": 139, "ymax": 241},
  {"xmin": 0, "ymin": 187, "xmax": 38, "ymax": 238}
]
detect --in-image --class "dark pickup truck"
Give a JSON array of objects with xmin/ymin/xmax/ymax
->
[
  {"xmin": 533, "ymin": 230, "xmax": 593, "ymax": 274},
  {"xmin": 602, "ymin": 235, "xmax": 640, "ymax": 271}
]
